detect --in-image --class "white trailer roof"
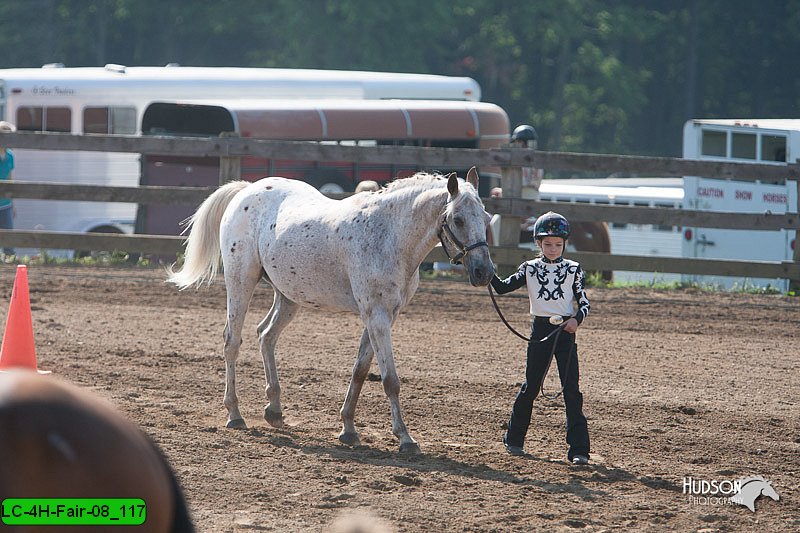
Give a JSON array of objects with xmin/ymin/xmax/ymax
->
[{"xmin": 688, "ymin": 118, "xmax": 800, "ymax": 131}]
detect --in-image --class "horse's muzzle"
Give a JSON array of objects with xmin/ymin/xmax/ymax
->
[{"xmin": 465, "ymin": 250, "xmax": 495, "ymax": 287}]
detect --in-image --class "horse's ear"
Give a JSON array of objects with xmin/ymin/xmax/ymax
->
[
  {"xmin": 466, "ymin": 166, "xmax": 479, "ymax": 189},
  {"xmin": 447, "ymin": 173, "xmax": 459, "ymax": 196}
]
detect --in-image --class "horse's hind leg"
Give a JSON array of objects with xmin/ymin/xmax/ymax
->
[
  {"xmin": 222, "ymin": 257, "xmax": 262, "ymax": 429},
  {"xmin": 257, "ymin": 288, "xmax": 299, "ymax": 428},
  {"xmin": 339, "ymin": 327, "xmax": 374, "ymax": 446}
]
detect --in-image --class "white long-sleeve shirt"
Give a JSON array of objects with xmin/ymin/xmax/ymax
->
[{"xmin": 491, "ymin": 256, "xmax": 590, "ymax": 324}]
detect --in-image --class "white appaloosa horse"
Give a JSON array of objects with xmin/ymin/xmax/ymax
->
[{"xmin": 168, "ymin": 168, "xmax": 494, "ymax": 453}]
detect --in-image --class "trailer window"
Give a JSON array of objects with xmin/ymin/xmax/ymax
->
[
  {"xmin": 378, "ymin": 138, "xmax": 479, "ymax": 149},
  {"xmin": 83, "ymin": 106, "xmax": 136, "ymax": 134},
  {"xmin": 761, "ymin": 135, "xmax": 786, "ymax": 162},
  {"xmin": 16, "ymin": 106, "xmax": 71, "ymax": 132},
  {"xmin": 732, "ymin": 133, "xmax": 756, "ymax": 159},
  {"xmin": 320, "ymin": 139, "xmax": 377, "ymax": 147},
  {"xmin": 701, "ymin": 130, "xmax": 726, "ymax": 157}
]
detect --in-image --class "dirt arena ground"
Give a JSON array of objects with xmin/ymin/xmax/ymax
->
[{"xmin": 1, "ymin": 264, "xmax": 798, "ymax": 532}]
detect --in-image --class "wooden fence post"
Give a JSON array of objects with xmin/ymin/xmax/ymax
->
[
  {"xmin": 497, "ymin": 166, "xmax": 523, "ymax": 272},
  {"xmin": 218, "ymin": 132, "xmax": 241, "ymax": 184},
  {"xmin": 792, "ymin": 179, "xmax": 800, "ymax": 293}
]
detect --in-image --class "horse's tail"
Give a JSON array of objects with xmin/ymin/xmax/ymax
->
[{"xmin": 167, "ymin": 180, "xmax": 251, "ymax": 289}]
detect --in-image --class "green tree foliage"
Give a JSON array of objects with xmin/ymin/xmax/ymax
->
[{"xmin": 0, "ymin": 0, "xmax": 798, "ymax": 157}]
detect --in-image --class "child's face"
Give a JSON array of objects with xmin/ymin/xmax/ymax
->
[{"xmin": 538, "ymin": 236, "xmax": 565, "ymax": 260}]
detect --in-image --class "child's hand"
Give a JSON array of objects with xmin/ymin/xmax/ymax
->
[{"xmin": 563, "ymin": 317, "xmax": 579, "ymax": 333}]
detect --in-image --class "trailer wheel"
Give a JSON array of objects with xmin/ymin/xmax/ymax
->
[{"xmin": 306, "ymin": 170, "xmax": 353, "ymax": 194}]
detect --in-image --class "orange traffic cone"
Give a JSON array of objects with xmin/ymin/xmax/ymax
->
[{"xmin": 0, "ymin": 265, "xmax": 49, "ymax": 373}]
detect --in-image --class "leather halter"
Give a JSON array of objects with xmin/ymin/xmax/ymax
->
[{"xmin": 437, "ymin": 220, "xmax": 488, "ymax": 265}]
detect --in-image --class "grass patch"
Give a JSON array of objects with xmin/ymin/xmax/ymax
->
[
  {"xmin": 585, "ymin": 272, "xmax": 785, "ymax": 294},
  {"xmin": 2, "ymin": 250, "xmax": 153, "ymax": 268}
]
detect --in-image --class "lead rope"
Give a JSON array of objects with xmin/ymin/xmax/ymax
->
[
  {"xmin": 487, "ymin": 284, "xmax": 531, "ymax": 342},
  {"xmin": 487, "ymin": 284, "xmax": 574, "ymax": 400}
]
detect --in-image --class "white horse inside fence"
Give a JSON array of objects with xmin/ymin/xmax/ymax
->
[{"xmin": 168, "ymin": 168, "xmax": 494, "ymax": 453}]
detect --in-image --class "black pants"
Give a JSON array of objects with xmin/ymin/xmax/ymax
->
[{"xmin": 505, "ymin": 318, "xmax": 590, "ymax": 460}]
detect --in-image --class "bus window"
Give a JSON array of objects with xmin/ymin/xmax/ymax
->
[
  {"xmin": 732, "ymin": 132, "xmax": 756, "ymax": 159},
  {"xmin": 46, "ymin": 107, "xmax": 70, "ymax": 132},
  {"xmin": 701, "ymin": 130, "xmax": 726, "ymax": 157},
  {"xmin": 17, "ymin": 106, "xmax": 71, "ymax": 132},
  {"xmin": 17, "ymin": 106, "xmax": 43, "ymax": 131},
  {"xmin": 83, "ymin": 106, "xmax": 136, "ymax": 134},
  {"xmin": 111, "ymin": 107, "xmax": 136, "ymax": 134},
  {"xmin": 142, "ymin": 103, "xmax": 234, "ymax": 136},
  {"xmin": 761, "ymin": 134, "xmax": 786, "ymax": 162}
]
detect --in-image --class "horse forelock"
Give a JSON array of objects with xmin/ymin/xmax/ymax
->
[{"xmin": 444, "ymin": 179, "xmax": 482, "ymax": 219}]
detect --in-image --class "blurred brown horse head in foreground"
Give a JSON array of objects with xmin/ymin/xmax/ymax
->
[{"xmin": 0, "ymin": 370, "xmax": 194, "ymax": 532}]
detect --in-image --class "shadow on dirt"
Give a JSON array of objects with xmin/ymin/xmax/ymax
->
[{"xmin": 243, "ymin": 426, "xmax": 676, "ymax": 501}]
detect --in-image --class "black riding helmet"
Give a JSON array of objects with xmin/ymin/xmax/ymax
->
[
  {"xmin": 511, "ymin": 124, "xmax": 537, "ymax": 143},
  {"xmin": 533, "ymin": 211, "xmax": 570, "ymax": 239}
]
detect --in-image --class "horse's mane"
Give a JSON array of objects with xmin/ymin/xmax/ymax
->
[
  {"xmin": 380, "ymin": 172, "xmax": 479, "ymax": 211},
  {"xmin": 382, "ymin": 172, "xmax": 447, "ymax": 193}
]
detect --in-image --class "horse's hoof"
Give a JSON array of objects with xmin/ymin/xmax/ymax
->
[
  {"xmin": 226, "ymin": 418, "xmax": 247, "ymax": 429},
  {"xmin": 399, "ymin": 441, "xmax": 421, "ymax": 454},
  {"xmin": 264, "ymin": 408, "xmax": 285, "ymax": 428},
  {"xmin": 338, "ymin": 431, "xmax": 361, "ymax": 446}
]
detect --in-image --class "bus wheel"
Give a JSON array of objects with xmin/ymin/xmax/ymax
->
[
  {"xmin": 74, "ymin": 226, "xmax": 130, "ymax": 261},
  {"xmin": 307, "ymin": 170, "xmax": 353, "ymax": 194}
]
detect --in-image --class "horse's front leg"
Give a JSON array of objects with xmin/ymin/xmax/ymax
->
[
  {"xmin": 339, "ymin": 328, "xmax": 374, "ymax": 446},
  {"xmin": 365, "ymin": 306, "xmax": 420, "ymax": 454}
]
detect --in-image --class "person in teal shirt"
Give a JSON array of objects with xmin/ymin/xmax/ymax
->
[{"xmin": 0, "ymin": 121, "xmax": 17, "ymax": 255}]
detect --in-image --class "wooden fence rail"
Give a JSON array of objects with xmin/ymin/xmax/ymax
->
[
  {"xmin": 0, "ymin": 132, "xmax": 797, "ymax": 286},
  {"xmin": 1, "ymin": 131, "xmax": 799, "ymax": 182},
  {"xmin": 0, "ymin": 181, "xmax": 797, "ymax": 231}
]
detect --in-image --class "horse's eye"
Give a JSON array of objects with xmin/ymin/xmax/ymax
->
[{"xmin": 454, "ymin": 216, "xmax": 465, "ymax": 227}]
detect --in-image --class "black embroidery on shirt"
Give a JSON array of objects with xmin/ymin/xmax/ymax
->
[
  {"xmin": 528, "ymin": 263, "xmax": 548, "ymax": 297},
  {"xmin": 551, "ymin": 262, "xmax": 572, "ymax": 300},
  {"xmin": 531, "ymin": 260, "xmax": 571, "ymax": 301},
  {"xmin": 571, "ymin": 264, "xmax": 591, "ymax": 321}
]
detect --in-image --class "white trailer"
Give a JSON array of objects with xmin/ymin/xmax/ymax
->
[
  {"xmin": 0, "ymin": 64, "xmax": 484, "ymax": 257},
  {"xmin": 682, "ymin": 119, "xmax": 798, "ymax": 291}
]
